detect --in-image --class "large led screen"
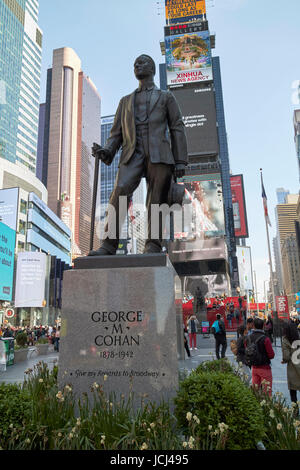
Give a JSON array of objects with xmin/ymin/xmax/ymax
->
[
  {"xmin": 165, "ymin": 30, "xmax": 212, "ymax": 86},
  {"xmin": 0, "ymin": 187, "xmax": 19, "ymax": 231},
  {"xmin": 175, "ymin": 175, "xmax": 225, "ymax": 240},
  {"xmin": 165, "ymin": 0, "xmax": 206, "ymax": 25},
  {"xmin": 230, "ymin": 174, "xmax": 249, "ymax": 238},
  {"xmin": 0, "ymin": 222, "xmax": 16, "ymax": 301},
  {"xmin": 171, "ymin": 86, "xmax": 219, "ymax": 157},
  {"xmin": 14, "ymin": 252, "xmax": 47, "ymax": 308},
  {"xmin": 236, "ymin": 246, "xmax": 253, "ymax": 292}
]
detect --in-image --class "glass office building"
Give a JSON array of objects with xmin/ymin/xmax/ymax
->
[
  {"xmin": 0, "ymin": 0, "xmax": 42, "ymax": 174},
  {"xmin": 100, "ymin": 115, "xmax": 128, "ymax": 241}
]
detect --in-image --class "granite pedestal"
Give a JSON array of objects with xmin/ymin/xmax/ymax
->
[{"xmin": 58, "ymin": 254, "xmax": 183, "ymax": 408}]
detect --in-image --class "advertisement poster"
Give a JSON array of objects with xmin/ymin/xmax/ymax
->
[
  {"xmin": 171, "ymin": 86, "xmax": 219, "ymax": 157},
  {"xmin": 230, "ymin": 175, "xmax": 249, "ymax": 238},
  {"xmin": 165, "ymin": 30, "xmax": 212, "ymax": 85},
  {"xmin": 236, "ymin": 246, "xmax": 253, "ymax": 293},
  {"xmin": 275, "ymin": 295, "xmax": 289, "ymax": 318},
  {"xmin": 175, "ymin": 175, "xmax": 225, "ymax": 239},
  {"xmin": 165, "ymin": 0, "xmax": 206, "ymax": 24},
  {"xmin": 14, "ymin": 252, "xmax": 47, "ymax": 308},
  {"xmin": 0, "ymin": 222, "xmax": 16, "ymax": 302},
  {"xmin": 0, "ymin": 187, "xmax": 19, "ymax": 231}
]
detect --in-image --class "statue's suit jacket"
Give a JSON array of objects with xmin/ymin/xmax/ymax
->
[{"xmin": 104, "ymin": 85, "xmax": 188, "ymax": 166}]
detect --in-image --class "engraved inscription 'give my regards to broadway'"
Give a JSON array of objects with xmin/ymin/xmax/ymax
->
[{"xmin": 91, "ymin": 310, "xmax": 144, "ymax": 348}]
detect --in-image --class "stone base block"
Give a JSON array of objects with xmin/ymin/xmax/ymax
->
[{"xmin": 58, "ymin": 255, "xmax": 183, "ymax": 408}]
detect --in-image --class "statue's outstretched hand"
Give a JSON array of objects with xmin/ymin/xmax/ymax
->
[
  {"xmin": 174, "ymin": 163, "xmax": 186, "ymax": 179},
  {"xmin": 92, "ymin": 143, "xmax": 112, "ymax": 166}
]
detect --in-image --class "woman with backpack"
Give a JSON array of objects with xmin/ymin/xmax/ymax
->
[
  {"xmin": 232, "ymin": 325, "xmax": 251, "ymax": 384},
  {"xmin": 281, "ymin": 321, "xmax": 300, "ymax": 410}
]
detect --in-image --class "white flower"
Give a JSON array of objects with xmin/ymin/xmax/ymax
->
[
  {"xmin": 208, "ymin": 425, "xmax": 212, "ymax": 431},
  {"xmin": 182, "ymin": 441, "xmax": 188, "ymax": 448},
  {"xmin": 64, "ymin": 385, "xmax": 72, "ymax": 393},
  {"xmin": 193, "ymin": 415, "xmax": 200, "ymax": 424},
  {"xmin": 186, "ymin": 412, "xmax": 193, "ymax": 422},
  {"xmin": 38, "ymin": 379, "xmax": 43, "ymax": 383},
  {"xmin": 140, "ymin": 442, "xmax": 148, "ymax": 450},
  {"xmin": 103, "ymin": 375, "xmax": 108, "ymax": 381},
  {"xmin": 25, "ymin": 438, "xmax": 30, "ymax": 444},
  {"xmin": 150, "ymin": 423, "xmax": 155, "ymax": 429},
  {"xmin": 188, "ymin": 436, "xmax": 195, "ymax": 449},
  {"xmin": 58, "ymin": 432, "xmax": 62, "ymax": 437},
  {"xmin": 260, "ymin": 400, "xmax": 266, "ymax": 407},
  {"xmin": 92, "ymin": 382, "xmax": 99, "ymax": 389},
  {"xmin": 277, "ymin": 423, "xmax": 283, "ymax": 430},
  {"xmin": 68, "ymin": 433, "xmax": 74, "ymax": 439},
  {"xmin": 269, "ymin": 410, "xmax": 275, "ymax": 418}
]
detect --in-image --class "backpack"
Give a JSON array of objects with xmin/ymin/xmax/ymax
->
[
  {"xmin": 244, "ymin": 334, "xmax": 266, "ymax": 367},
  {"xmin": 211, "ymin": 320, "xmax": 220, "ymax": 335}
]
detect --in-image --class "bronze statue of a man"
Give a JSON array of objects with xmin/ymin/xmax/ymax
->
[{"xmin": 89, "ymin": 54, "xmax": 188, "ymax": 256}]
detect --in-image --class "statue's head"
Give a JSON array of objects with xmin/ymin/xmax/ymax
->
[{"xmin": 134, "ymin": 55, "xmax": 156, "ymax": 80}]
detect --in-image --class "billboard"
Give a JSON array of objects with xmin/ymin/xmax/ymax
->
[
  {"xmin": 0, "ymin": 222, "xmax": 16, "ymax": 301},
  {"xmin": 230, "ymin": 175, "xmax": 249, "ymax": 238},
  {"xmin": 0, "ymin": 188, "xmax": 19, "ymax": 231},
  {"xmin": 175, "ymin": 175, "xmax": 225, "ymax": 239},
  {"xmin": 236, "ymin": 246, "xmax": 253, "ymax": 292},
  {"xmin": 275, "ymin": 295, "xmax": 289, "ymax": 318},
  {"xmin": 165, "ymin": 30, "xmax": 212, "ymax": 86},
  {"xmin": 171, "ymin": 86, "xmax": 219, "ymax": 157},
  {"xmin": 165, "ymin": 0, "xmax": 206, "ymax": 24},
  {"xmin": 14, "ymin": 252, "xmax": 47, "ymax": 308},
  {"xmin": 169, "ymin": 237, "xmax": 227, "ymax": 263}
]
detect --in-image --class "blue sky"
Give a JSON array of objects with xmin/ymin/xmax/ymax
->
[{"xmin": 38, "ymin": 0, "xmax": 300, "ymax": 301}]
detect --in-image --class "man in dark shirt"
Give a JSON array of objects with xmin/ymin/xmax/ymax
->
[
  {"xmin": 248, "ymin": 317, "xmax": 275, "ymax": 396},
  {"xmin": 89, "ymin": 54, "xmax": 188, "ymax": 256}
]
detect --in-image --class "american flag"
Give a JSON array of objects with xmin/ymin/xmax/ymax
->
[{"xmin": 261, "ymin": 175, "xmax": 271, "ymax": 227}]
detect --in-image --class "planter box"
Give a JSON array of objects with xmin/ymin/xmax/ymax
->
[
  {"xmin": 36, "ymin": 344, "xmax": 50, "ymax": 356},
  {"xmin": 14, "ymin": 348, "xmax": 29, "ymax": 363}
]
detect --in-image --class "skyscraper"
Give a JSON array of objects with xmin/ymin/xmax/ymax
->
[
  {"xmin": 41, "ymin": 47, "xmax": 101, "ymax": 257},
  {"xmin": 100, "ymin": 115, "xmax": 128, "ymax": 244},
  {"xmin": 276, "ymin": 187, "xmax": 290, "ymax": 204},
  {"xmin": 294, "ymin": 109, "xmax": 300, "ymax": 181},
  {"xmin": 0, "ymin": 0, "xmax": 46, "ymax": 200}
]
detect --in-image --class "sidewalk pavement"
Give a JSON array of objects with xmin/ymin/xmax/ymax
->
[{"xmin": 0, "ymin": 334, "xmax": 291, "ymax": 404}]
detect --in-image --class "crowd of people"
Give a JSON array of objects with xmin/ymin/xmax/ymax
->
[{"xmin": 0, "ymin": 324, "xmax": 61, "ymax": 352}]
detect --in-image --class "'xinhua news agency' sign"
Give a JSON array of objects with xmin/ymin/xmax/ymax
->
[{"xmin": 275, "ymin": 295, "xmax": 289, "ymax": 318}]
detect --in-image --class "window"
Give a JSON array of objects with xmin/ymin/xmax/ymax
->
[
  {"xmin": 20, "ymin": 199, "xmax": 27, "ymax": 214},
  {"xmin": 18, "ymin": 219, "xmax": 26, "ymax": 235}
]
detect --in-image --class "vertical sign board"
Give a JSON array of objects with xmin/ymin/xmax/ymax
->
[
  {"xmin": 275, "ymin": 296, "xmax": 289, "ymax": 319},
  {"xmin": 165, "ymin": 30, "xmax": 212, "ymax": 86},
  {"xmin": 14, "ymin": 252, "xmax": 47, "ymax": 307},
  {"xmin": 236, "ymin": 246, "xmax": 253, "ymax": 293},
  {"xmin": 165, "ymin": 0, "xmax": 207, "ymax": 24},
  {"xmin": 0, "ymin": 187, "xmax": 19, "ymax": 230},
  {"xmin": 0, "ymin": 222, "xmax": 16, "ymax": 301},
  {"xmin": 230, "ymin": 175, "xmax": 249, "ymax": 238}
]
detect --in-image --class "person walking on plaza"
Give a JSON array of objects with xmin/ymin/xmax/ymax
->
[
  {"xmin": 187, "ymin": 314, "xmax": 199, "ymax": 350},
  {"xmin": 236, "ymin": 325, "xmax": 251, "ymax": 384},
  {"xmin": 245, "ymin": 317, "xmax": 275, "ymax": 396},
  {"xmin": 183, "ymin": 326, "xmax": 191, "ymax": 358},
  {"xmin": 246, "ymin": 317, "xmax": 254, "ymax": 336},
  {"xmin": 54, "ymin": 326, "xmax": 60, "ymax": 352},
  {"xmin": 281, "ymin": 321, "xmax": 300, "ymax": 410},
  {"xmin": 264, "ymin": 314, "xmax": 274, "ymax": 343},
  {"xmin": 212, "ymin": 313, "xmax": 227, "ymax": 360}
]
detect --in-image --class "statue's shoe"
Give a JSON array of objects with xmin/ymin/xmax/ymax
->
[{"xmin": 88, "ymin": 247, "xmax": 115, "ymax": 256}]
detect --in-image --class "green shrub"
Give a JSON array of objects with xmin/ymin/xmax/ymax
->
[
  {"xmin": 0, "ymin": 383, "xmax": 31, "ymax": 447},
  {"xmin": 195, "ymin": 358, "xmax": 235, "ymax": 375},
  {"xmin": 15, "ymin": 331, "xmax": 28, "ymax": 348},
  {"xmin": 36, "ymin": 338, "xmax": 49, "ymax": 344},
  {"xmin": 174, "ymin": 369, "xmax": 265, "ymax": 450}
]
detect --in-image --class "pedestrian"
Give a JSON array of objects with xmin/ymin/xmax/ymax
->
[
  {"xmin": 238, "ymin": 295, "xmax": 243, "ymax": 311},
  {"xmin": 264, "ymin": 314, "xmax": 274, "ymax": 343},
  {"xmin": 54, "ymin": 326, "xmax": 60, "ymax": 352},
  {"xmin": 234, "ymin": 307, "xmax": 241, "ymax": 329},
  {"xmin": 281, "ymin": 321, "xmax": 300, "ymax": 411},
  {"xmin": 226, "ymin": 311, "xmax": 233, "ymax": 329},
  {"xmin": 211, "ymin": 313, "xmax": 227, "ymax": 360},
  {"xmin": 186, "ymin": 314, "xmax": 199, "ymax": 350},
  {"xmin": 236, "ymin": 325, "xmax": 251, "ymax": 384},
  {"xmin": 246, "ymin": 317, "xmax": 254, "ymax": 336},
  {"xmin": 245, "ymin": 317, "xmax": 275, "ymax": 396},
  {"xmin": 183, "ymin": 327, "xmax": 191, "ymax": 358}
]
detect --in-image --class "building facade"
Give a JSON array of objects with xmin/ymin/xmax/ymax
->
[
  {"xmin": 40, "ymin": 48, "xmax": 101, "ymax": 258},
  {"xmin": 294, "ymin": 109, "xmax": 300, "ymax": 182},
  {"xmin": 281, "ymin": 235, "xmax": 300, "ymax": 308}
]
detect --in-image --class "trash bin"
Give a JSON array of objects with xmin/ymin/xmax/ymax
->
[{"xmin": 1, "ymin": 338, "xmax": 15, "ymax": 366}]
